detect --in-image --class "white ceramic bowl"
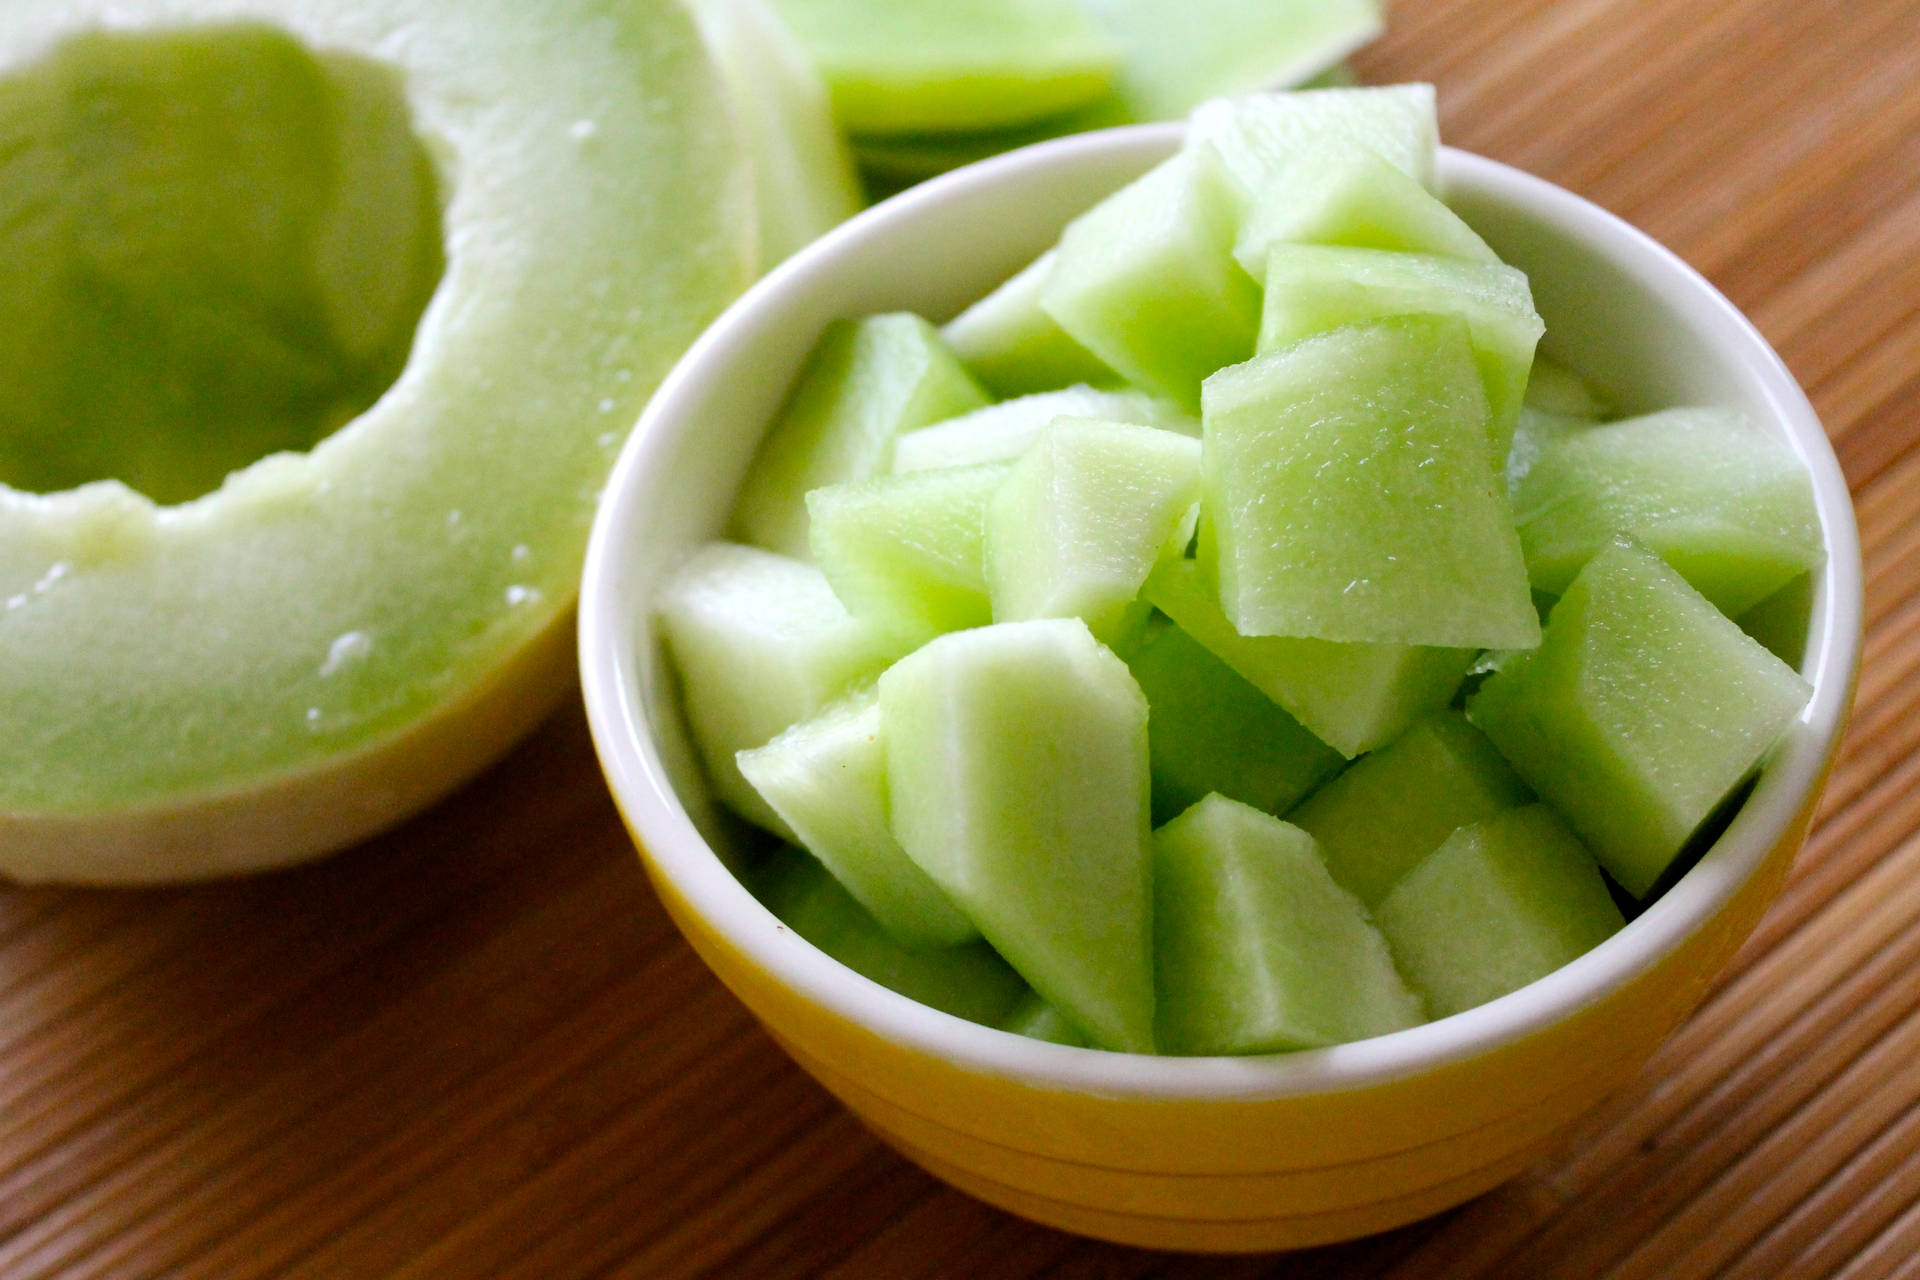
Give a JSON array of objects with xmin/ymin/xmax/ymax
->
[{"xmin": 579, "ymin": 123, "xmax": 1862, "ymax": 1251}]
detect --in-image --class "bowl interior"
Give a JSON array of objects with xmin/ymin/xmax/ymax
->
[{"xmin": 580, "ymin": 124, "xmax": 1861, "ymax": 1098}]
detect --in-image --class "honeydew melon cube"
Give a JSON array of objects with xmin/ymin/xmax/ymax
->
[
  {"xmin": 891, "ymin": 384, "xmax": 1192, "ymax": 474},
  {"xmin": 1144, "ymin": 558, "xmax": 1473, "ymax": 757},
  {"xmin": 807, "ymin": 462, "xmax": 1009, "ymax": 634},
  {"xmin": 1504, "ymin": 406, "xmax": 1598, "ymax": 491},
  {"xmin": 1232, "ymin": 142, "xmax": 1498, "ymax": 282},
  {"xmin": 940, "ymin": 250, "xmax": 1118, "ymax": 397},
  {"xmin": 984, "ymin": 418, "xmax": 1202, "ymax": 642},
  {"xmin": 1203, "ymin": 314, "xmax": 1540, "ymax": 649},
  {"xmin": 1468, "ymin": 539, "xmax": 1812, "ymax": 898},
  {"xmin": 737, "ymin": 688, "xmax": 976, "ymax": 949},
  {"xmin": 1154, "ymin": 794, "xmax": 1424, "ymax": 1054},
  {"xmin": 1523, "ymin": 354, "xmax": 1609, "ymax": 419},
  {"xmin": 880, "ymin": 618, "xmax": 1156, "ymax": 1052},
  {"xmin": 1285, "ymin": 710, "xmax": 1531, "ymax": 907},
  {"xmin": 1511, "ymin": 407, "xmax": 1825, "ymax": 617},
  {"xmin": 1125, "ymin": 614, "xmax": 1343, "ymax": 822},
  {"xmin": 1039, "ymin": 143, "xmax": 1259, "ymax": 411},
  {"xmin": 731, "ymin": 314, "xmax": 989, "ymax": 559},
  {"xmin": 749, "ymin": 845, "xmax": 1029, "ymax": 1027},
  {"xmin": 1738, "ymin": 571, "xmax": 1814, "ymax": 667},
  {"xmin": 1187, "ymin": 84, "xmax": 1438, "ymax": 203},
  {"xmin": 656, "ymin": 543, "xmax": 924, "ymax": 834},
  {"xmin": 998, "ymin": 990, "xmax": 1089, "ymax": 1047},
  {"xmin": 1255, "ymin": 245, "xmax": 1544, "ymax": 455},
  {"xmin": 1375, "ymin": 804, "xmax": 1625, "ymax": 1017}
]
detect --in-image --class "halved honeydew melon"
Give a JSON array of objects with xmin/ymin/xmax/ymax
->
[
  {"xmin": 891, "ymin": 385, "xmax": 1190, "ymax": 474},
  {"xmin": 0, "ymin": 0, "xmax": 754, "ymax": 883}
]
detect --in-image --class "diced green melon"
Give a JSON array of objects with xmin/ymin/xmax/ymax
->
[
  {"xmin": 1511, "ymin": 407, "xmax": 1825, "ymax": 617},
  {"xmin": 1523, "ymin": 354, "xmax": 1608, "ymax": 419},
  {"xmin": 1154, "ymin": 794, "xmax": 1423, "ymax": 1054},
  {"xmin": 737, "ymin": 688, "xmax": 976, "ymax": 949},
  {"xmin": 998, "ymin": 990, "xmax": 1089, "ymax": 1047},
  {"xmin": 1039, "ymin": 143, "xmax": 1259, "ymax": 411},
  {"xmin": 767, "ymin": 0, "xmax": 1119, "ymax": 134},
  {"xmin": 1504, "ymin": 406, "xmax": 1597, "ymax": 491},
  {"xmin": 730, "ymin": 314, "xmax": 989, "ymax": 559},
  {"xmin": 1738, "ymin": 571, "xmax": 1814, "ymax": 667},
  {"xmin": 807, "ymin": 462, "xmax": 1009, "ymax": 634},
  {"xmin": 1125, "ymin": 615, "xmax": 1343, "ymax": 823},
  {"xmin": 1254, "ymin": 245, "xmax": 1543, "ymax": 455},
  {"xmin": 1233, "ymin": 143, "xmax": 1497, "ymax": 282},
  {"xmin": 1374, "ymin": 804, "xmax": 1625, "ymax": 1018},
  {"xmin": 1186, "ymin": 84, "xmax": 1438, "ymax": 203},
  {"xmin": 1285, "ymin": 709, "xmax": 1531, "ymax": 907},
  {"xmin": 1468, "ymin": 539, "xmax": 1812, "ymax": 898},
  {"xmin": 880, "ymin": 618, "xmax": 1156, "ymax": 1052},
  {"xmin": 891, "ymin": 384, "xmax": 1191, "ymax": 474},
  {"xmin": 984, "ymin": 418, "xmax": 1202, "ymax": 642},
  {"xmin": 1144, "ymin": 558, "xmax": 1473, "ymax": 757},
  {"xmin": 1203, "ymin": 314, "xmax": 1540, "ymax": 649},
  {"xmin": 940, "ymin": 250, "xmax": 1118, "ymax": 398},
  {"xmin": 656, "ymin": 543, "xmax": 924, "ymax": 834},
  {"xmin": 749, "ymin": 845, "xmax": 1029, "ymax": 1027}
]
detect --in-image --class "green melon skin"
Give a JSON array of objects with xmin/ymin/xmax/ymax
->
[
  {"xmin": 984, "ymin": 418, "xmax": 1202, "ymax": 643},
  {"xmin": 1203, "ymin": 314, "xmax": 1541, "ymax": 650},
  {"xmin": 730, "ymin": 314, "xmax": 990, "ymax": 560},
  {"xmin": 1233, "ymin": 142, "xmax": 1498, "ymax": 284},
  {"xmin": 1468, "ymin": 539, "xmax": 1813, "ymax": 899},
  {"xmin": 807, "ymin": 462, "xmax": 1010, "ymax": 635},
  {"xmin": 1511, "ymin": 407, "xmax": 1825, "ymax": 618},
  {"xmin": 1144, "ymin": 558, "xmax": 1474, "ymax": 759},
  {"xmin": 880, "ymin": 618, "xmax": 1156, "ymax": 1053},
  {"xmin": 749, "ymin": 845, "xmax": 1030, "ymax": 1028},
  {"xmin": 890, "ymin": 385, "xmax": 1190, "ymax": 474},
  {"xmin": 1125, "ymin": 615, "xmax": 1344, "ymax": 824},
  {"xmin": 1187, "ymin": 84, "xmax": 1438, "ymax": 205},
  {"xmin": 940, "ymin": 251, "xmax": 1120, "ymax": 399},
  {"xmin": 1523, "ymin": 355, "xmax": 1609, "ymax": 419},
  {"xmin": 1040, "ymin": 143, "xmax": 1260, "ymax": 412},
  {"xmin": 0, "ymin": 0, "xmax": 754, "ymax": 882},
  {"xmin": 767, "ymin": 0, "xmax": 1119, "ymax": 135},
  {"xmin": 737, "ymin": 688, "xmax": 977, "ymax": 950},
  {"xmin": 1374, "ymin": 804, "xmax": 1625, "ymax": 1019},
  {"xmin": 998, "ymin": 990, "xmax": 1090, "ymax": 1047},
  {"xmin": 656, "ymin": 543, "xmax": 923, "ymax": 836},
  {"xmin": 1255, "ymin": 245, "xmax": 1544, "ymax": 457},
  {"xmin": 1154, "ymin": 794, "xmax": 1424, "ymax": 1055},
  {"xmin": 1285, "ymin": 710, "xmax": 1532, "ymax": 908}
]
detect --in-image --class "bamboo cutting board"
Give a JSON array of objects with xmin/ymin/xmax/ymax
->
[{"xmin": 5, "ymin": 0, "xmax": 1919, "ymax": 1275}]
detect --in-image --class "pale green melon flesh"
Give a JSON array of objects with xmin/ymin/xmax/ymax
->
[
  {"xmin": 0, "ymin": 2, "xmax": 753, "ymax": 844},
  {"xmin": 940, "ymin": 251, "xmax": 1119, "ymax": 399},
  {"xmin": 749, "ymin": 844, "xmax": 1030, "ymax": 1027},
  {"xmin": 998, "ymin": 990, "xmax": 1089, "ymax": 1047},
  {"xmin": 767, "ymin": 0, "xmax": 1119, "ymax": 134},
  {"xmin": 880, "ymin": 618, "xmax": 1156, "ymax": 1053},
  {"xmin": 656, "ymin": 543, "xmax": 923, "ymax": 835},
  {"xmin": 984, "ymin": 418, "xmax": 1201, "ymax": 642},
  {"xmin": 1186, "ymin": 84, "xmax": 1438, "ymax": 204},
  {"xmin": 1523, "ymin": 355, "xmax": 1608, "ymax": 419},
  {"xmin": 1153, "ymin": 794, "xmax": 1423, "ymax": 1055},
  {"xmin": 1255, "ymin": 244, "xmax": 1543, "ymax": 455},
  {"xmin": 1143, "ymin": 558, "xmax": 1473, "ymax": 758},
  {"xmin": 1374, "ymin": 804, "xmax": 1625, "ymax": 1018},
  {"xmin": 1512, "ymin": 407, "xmax": 1825, "ymax": 617},
  {"xmin": 890, "ymin": 385, "xmax": 1187, "ymax": 474},
  {"xmin": 1738, "ymin": 571, "xmax": 1814, "ymax": 667},
  {"xmin": 1468, "ymin": 540, "xmax": 1812, "ymax": 898},
  {"xmin": 1284, "ymin": 709, "xmax": 1531, "ymax": 907},
  {"xmin": 736, "ymin": 688, "xmax": 977, "ymax": 949},
  {"xmin": 1202, "ymin": 314, "xmax": 1540, "ymax": 649},
  {"xmin": 1040, "ymin": 143, "xmax": 1260, "ymax": 412},
  {"xmin": 730, "ymin": 314, "xmax": 989, "ymax": 560},
  {"xmin": 807, "ymin": 463, "xmax": 1009, "ymax": 634},
  {"xmin": 1504, "ymin": 406, "xmax": 1598, "ymax": 492},
  {"xmin": 1125, "ymin": 615, "xmax": 1343, "ymax": 823}
]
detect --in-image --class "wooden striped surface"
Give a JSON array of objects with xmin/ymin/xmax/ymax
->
[{"xmin": 6, "ymin": 0, "xmax": 1920, "ymax": 1275}]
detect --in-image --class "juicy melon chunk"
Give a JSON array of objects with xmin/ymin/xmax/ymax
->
[
  {"xmin": 730, "ymin": 314, "xmax": 988, "ymax": 559},
  {"xmin": 1202, "ymin": 313, "xmax": 1540, "ymax": 649},
  {"xmin": 1375, "ymin": 804, "xmax": 1625, "ymax": 1018},
  {"xmin": 1523, "ymin": 354, "xmax": 1608, "ymax": 419},
  {"xmin": 737, "ymin": 688, "xmax": 976, "ymax": 949},
  {"xmin": 656, "ymin": 543, "xmax": 924, "ymax": 834},
  {"xmin": 890, "ymin": 384, "xmax": 1189, "ymax": 474},
  {"xmin": 939, "ymin": 250, "xmax": 1118, "ymax": 397},
  {"xmin": 1187, "ymin": 83, "xmax": 1438, "ymax": 202},
  {"xmin": 1511, "ymin": 407, "xmax": 1825, "ymax": 616},
  {"xmin": 880, "ymin": 618, "xmax": 1156, "ymax": 1052},
  {"xmin": 1285, "ymin": 709, "xmax": 1531, "ymax": 907},
  {"xmin": 1468, "ymin": 539, "xmax": 1812, "ymax": 898},
  {"xmin": 1153, "ymin": 794, "xmax": 1424, "ymax": 1054}
]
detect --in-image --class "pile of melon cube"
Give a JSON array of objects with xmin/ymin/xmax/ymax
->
[{"xmin": 657, "ymin": 86, "xmax": 1823, "ymax": 1055}]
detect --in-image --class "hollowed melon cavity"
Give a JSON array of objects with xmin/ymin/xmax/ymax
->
[{"xmin": 0, "ymin": 24, "xmax": 444, "ymax": 505}]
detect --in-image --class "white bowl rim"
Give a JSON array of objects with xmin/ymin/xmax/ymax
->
[{"xmin": 580, "ymin": 122, "xmax": 1863, "ymax": 1104}]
